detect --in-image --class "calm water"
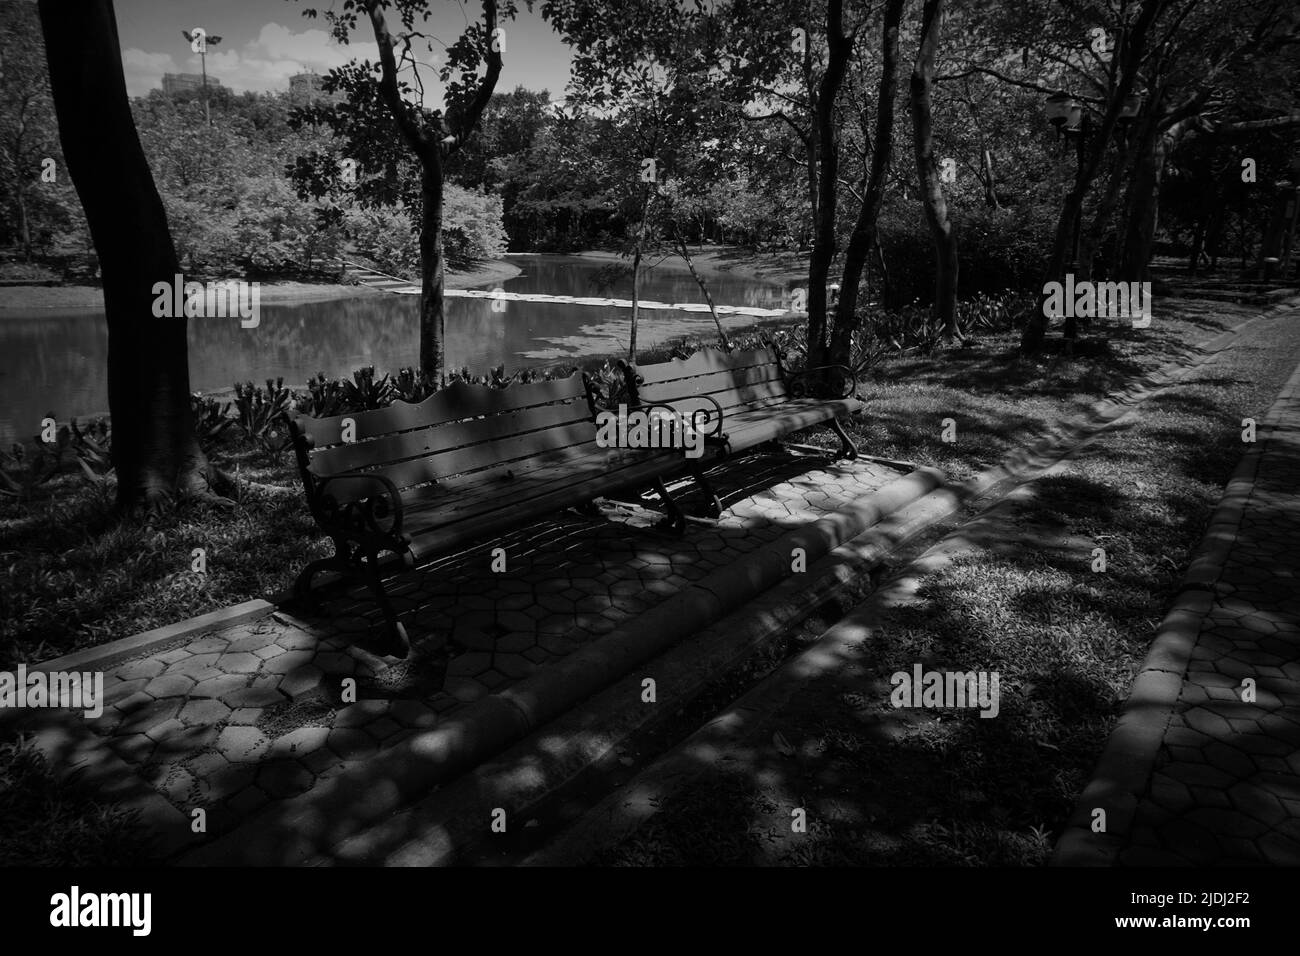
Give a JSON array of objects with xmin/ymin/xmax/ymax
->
[{"xmin": 0, "ymin": 255, "xmax": 783, "ymax": 444}]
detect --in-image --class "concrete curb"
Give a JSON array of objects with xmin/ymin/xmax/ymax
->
[
  {"xmin": 174, "ymin": 468, "xmax": 943, "ymax": 865},
  {"xmin": 1051, "ymin": 326, "xmax": 1300, "ymax": 866},
  {"xmin": 28, "ymin": 600, "xmax": 276, "ymax": 676}
]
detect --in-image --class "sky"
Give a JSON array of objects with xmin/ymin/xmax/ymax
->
[{"xmin": 106, "ymin": 0, "xmax": 575, "ymax": 102}]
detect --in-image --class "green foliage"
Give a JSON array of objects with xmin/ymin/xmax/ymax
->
[
  {"xmin": 190, "ymin": 394, "xmax": 234, "ymax": 450},
  {"xmin": 0, "ymin": 736, "xmax": 148, "ymax": 866},
  {"xmin": 339, "ymin": 366, "xmax": 395, "ymax": 411},
  {"xmin": 443, "ymin": 184, "xmax": 508, "ymax": 266},
  {"xmin": 69, "ymin": 418, "xmax": 112, "ymax": 486},
  {"xmin": 233, "ymin": 378, "xmax": 295, "ymax": 454}
]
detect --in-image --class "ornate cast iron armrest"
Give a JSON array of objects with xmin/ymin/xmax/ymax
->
[
  {"xmin": 783, "ymin": 363, "xmax": 859, "ymax": 400},
  {"xmin": 637, "ymin": 395, "xmax": 727, "ymax": 444},
  {"xmin": 308, "ymin": 472, "xmax": 408, "ymax": 553}
]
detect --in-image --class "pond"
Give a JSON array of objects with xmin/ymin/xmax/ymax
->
[{"xmin": 0, "ymin": 254, "xmax": 786, "ymax": 445}]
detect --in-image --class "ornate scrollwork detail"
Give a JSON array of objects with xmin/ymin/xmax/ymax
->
[
  {"xmin": 785, "ymin": 364, "xmax": 858, "ymax": 401},
  {"xmin": 310, "ymin": 472, "xmax": 405, "ymax": 550}
]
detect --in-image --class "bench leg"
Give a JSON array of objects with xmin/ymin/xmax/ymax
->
[
  {"xmin": 572, "ymin": 499, "xmax": 602, "ymax": 518},
  {"xmin": 653, "ymin": 477, "xmax": 688, "ymax": 535},
  {"xmin": 687, "ymin": 462, "xmax": 724, "ymax": 518},
  {"xmin": 362, "ymin": 552, "xmax": 410, "ymax": 658},
  {"xmin": 830, "ymin": 416, "xmax": 859, "ymax": 460},
  {"xmin": 294, "ymin": 541, "xmax": 351, "ymax": 611}
]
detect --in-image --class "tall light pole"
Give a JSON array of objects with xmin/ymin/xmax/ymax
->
[{"xmin": 181, "ymin": 28, "xmax": 222, "ymax": 127}]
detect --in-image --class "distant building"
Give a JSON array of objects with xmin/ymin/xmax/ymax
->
[
  {"xmin": 289, "ymin": 72, "xmax": 343, "ymax": 105},
  {"xmin": 162, "ymin": 72, "xmax": 222, "ymax": 96}
]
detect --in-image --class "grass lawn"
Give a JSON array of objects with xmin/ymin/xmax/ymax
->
[
  {"xmin": 593, "ymin": 299, "xmax": 1300, "ymax": 865},
  {"xmin": 0, "ymin": 300, "xmax": 1252, "ymax": 670}
]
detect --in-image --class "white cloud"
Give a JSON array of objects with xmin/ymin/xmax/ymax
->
[
  {"xmin": 124, "ymin": 21, "xmax": 447, "ymax": 98},
  {"xmin": 122, "ymin": 48, "xmax": 178, "ymax": 98}
]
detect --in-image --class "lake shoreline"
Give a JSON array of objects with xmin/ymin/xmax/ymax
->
[
  {"xmin": 572, "ymin": 245, "xmax": 810, "ymax": 288},
  {"xmin": 0, "ymin": 259, "xmax": 523, "ymax": 313}
]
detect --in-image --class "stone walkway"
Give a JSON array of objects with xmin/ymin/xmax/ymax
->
[
  {"xmin": 1064, "ymin": 353, "xmax": 1300, "ymax": 865},
  {"xmin": 77, "ymin": 447, "xmax": 896, "ymax": 844},
  {"xmin": 1118, "ymin": 360, "xmax": 1300, "ymax": 865}
]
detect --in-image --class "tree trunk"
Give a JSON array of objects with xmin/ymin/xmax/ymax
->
[
  {"xmin": 828, "ymin": 0, "xmax": 904, "ymax": 369},
  {"xmin": 980, "ymin": 148, "xmax": 1000, "ymax": 209},
  {"xmin": 419, "ymin": 156, "xmax": 446, "ymax": 376},
  {"xmin": 1021, "ymin": 0, "xmax": 1164, "ymax": 352},
  {"xmin": 805, "ymin": 0, "xmax": 852, "ymax": 370},
  {"xmin": 676, "ymin": 236, "xmax": 729, "ymax": 351},
  {"xmin": 629, "ymin": 187, "xmax": 651, "ymax": 362},
  {"xmin": 38, "ymin": 0, "xmax": 218, "ymax": 511},
  {"xmin": 16, "ymin": 186, "xmax": 32, "ymax": 261},
  {"xmin": 910, "ymin": 0, "xmax": 959, "ymax": 343},
  {"xmin": 1121, "ymin": 120, "xmax": 1191, "ymax": 283}
]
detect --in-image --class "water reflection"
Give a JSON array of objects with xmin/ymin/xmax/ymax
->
[{"xmin": 0, "ymin": 254, "xmax": 783, "ymax": 443}]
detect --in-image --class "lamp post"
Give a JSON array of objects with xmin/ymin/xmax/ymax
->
[{"xmin": 181, "ymin": 28, "xmax": 222, "ymax": 128}]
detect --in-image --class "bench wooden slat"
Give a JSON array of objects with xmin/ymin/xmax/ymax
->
[
  {"xmin": 400, "ymin": 448, "xmax": 685, "ymax": 552},
  {"xmin": 637, "ymin": 362, "xmax": 785, "ymax": 397},
  {"xmin": 307, "ymin": 399, "xmax": 592, "ymax": 477},
  {"xmin": 319, "ymin": 420, "xmax": 601, "ymax": 504},
  {"xmin": 635, "ymin": 347, "xmax": 778, "ymax": 385},
  {"xmin": 293, "ymin": 373, "xmax": 589, "ymax": 448},
  {"xmin": 642, "ymin": 378, "xmax": 789, "ymax": 412}
]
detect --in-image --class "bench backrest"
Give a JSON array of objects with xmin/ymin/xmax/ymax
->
[
  {"xmin": 289, "ymin": 373, "xmax": 601, "ymax": 504},
  {"xmin": 631, "ymin": 347, "xmax": 789, "ymax": 418}
]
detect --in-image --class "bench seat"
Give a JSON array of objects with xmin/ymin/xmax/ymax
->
[
  {"xmin": 287, "ymin": 372, "xmax": 688, "ymax": 654},
  {"xmin": 622, "ymin": 346, "xmax": 864, "ymax": 521}
]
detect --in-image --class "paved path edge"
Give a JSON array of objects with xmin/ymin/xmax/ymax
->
[{"xmin": 1051, "ymin": 349, "xmax": 1300, "ymax": 866}]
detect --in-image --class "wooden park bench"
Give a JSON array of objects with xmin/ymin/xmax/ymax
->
[
  {"xmin": 287, "ymin": 372, "xmax": 714, "ymax": 656},
  {"xmin": 620, "ymin": 345, "xmax": 864, "ymax": 522}
]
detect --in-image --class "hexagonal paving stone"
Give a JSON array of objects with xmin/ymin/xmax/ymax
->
[
  {"xmin": 224, "ymin": 684, "xmax": 287, "ymax": 709},
  {"xmin": 388, "ymin": 699, "xmax": 438, "ymax": 729},
  {"xmin": 326, "ymin": 728, "xmax": 379, "ymax": 761},
  {"xmin": 216, "ymin": 652, "xmax": 262, "ymax": 675},
  {"xmin": 334, "ymin": 700, "xmax": 389, "ymax": 728},
  {"xmin": 227, "ymin": 707, "xmax": 261, "ymax": 726},
  {"xmin": 280, "ymin": 665, "xmax": 324, "ymax": 698},
  {"xmin": 215, "ymin": 726, "xmax": 271, "ymax": 762},
  {"xmin": 443, "ymin": 677, "xmax": 487, "ymax": 704},
  {"xmin": 143, "ymin": 674, "xmax": 196, "ymax": 699},
  {"xmin": 366, "ymin": 717, "xmax": 402, "ymax": 742},
  {"xmin": 264, "ymin": 650, "xmax": 317, "ymax": 675},
  {"xmin": 255, "ymin": 759, "xmax": 317, "ymax": 799},
  {"xmin": 118, "ymin": 699, "xmax": 183, "ymax": 734},
  {"xmin": 268, "ymin": 726, "xmax": 330, "ymax": 759},
  {"xmin": 179, "ymin": 698, "xmax": 232, "ymax": 726},
  {"xmin": 116, "ymin": 658, "xmax": 166, "ymax": 681},
  {"xmin": 186, "ymin": 636, "xmax": 230, "ymax": 654},
  {"xmin": 190, "ymin": 674, "xmax": 249, "ymax": 700},
  {"xmin": 144, "ymin": 718, "xmax": 186, "ymax": 742},
  {"xmin": 446, "ymin": 652, "xmax": 493, "ymax": 679}
]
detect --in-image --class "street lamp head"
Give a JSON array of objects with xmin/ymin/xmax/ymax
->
[{"xmin": 1045, "ymin": 92, "xmax": 1081, "ymax": 131}]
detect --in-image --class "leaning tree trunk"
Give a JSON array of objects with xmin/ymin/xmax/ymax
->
[
  {"xmin": 828, "ymin": 0, "xmax": 904, "ymax": 369},
  {"xmin": 419, "ymin": 154, "xmax": 447, "ymax": 377},
  {"xmin": 910, "ymin": 0, "xmax": 959, "ymax": 343},
  {"xmin": 38, "ymin": 0, "xmax": 219, "ymax": 511},
  {"xmin": 675, "ymin": 235, "xmax": 730, "ymax": 351}
]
